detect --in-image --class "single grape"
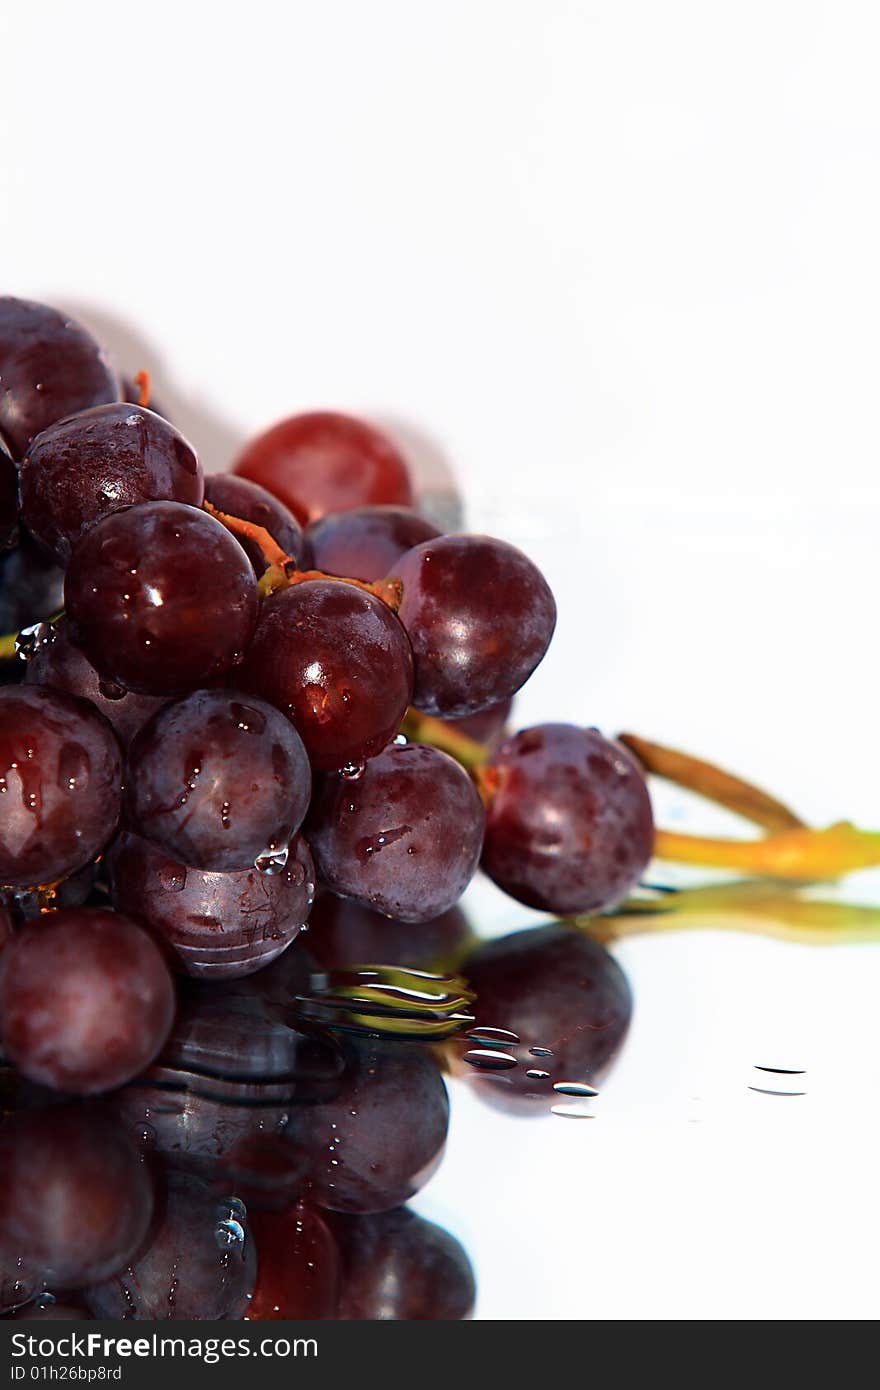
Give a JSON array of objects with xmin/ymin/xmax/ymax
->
[
  {"xmin": 204, "ymin": 473, "xmax": 308, "ymax": 575},
  {"xmin": 307, "ymin": 742, "xmax": 485, "ymax": 922},
  {"xmin": 331, "ymin": 1207, "xmax": 475, "ymax": 1320},
  {"xmin": 482, "ymin": 724, "xmax": 654, "ymax": 915},
  {"xmin": 126, "ymin": 690, "xmax": 312, "ymax": 873},
  {"xmin": 0, "ymin": 1105, "xmax": 154, "ymax": 1288},
  {"xmin": 306, "ymin": 893, "xmax": 472, "ymax": 973},
  {"xmin": 443, "ymin": 696, "xmax": 513, "ymax": 747},
  {"xmin": 286, "ymin": 1038, "xmax": 449, "ymax": 1214},
  {"xmin": 459, "ymin": 924, "xmax": 632, "ymax": 1111},
  {"xmin": 65, "ymin": 501, "xmax": 259, "ymax": 696},
  {"xmin": 245, "ymin": 1202, "xmax": 340, "ymax": 1319},
  {"xmin": 305, "ymin": 505, "xmax": 439, "ymax": 582},
  {"xmin": 0, "ymin": 908, "xmax": 176, "ymax": 1094},
  {"xmin": 0, "ymin": 686, "xmax": 123, "ymax": 888},
  {"xmin": 20, "ymin": 403, "xmax": 204, "ymax": 564},
  {"xmin": 238, "ymin": 580, "xmax": 413, "ymax": 771},
  {"xmin": 234, "ymin": 411, "xmax": 413, "ymax": 524},
  {"xmin": 394, "ymin": 535, "xmax": 557, "ymax": 717},
  {"xmin": 0, "ymin": 535, "xmax": 64, "ymax": 637},
  {"xmin": 24, "ymin": 620, "xmax": 166, "ymax": 746},
  {"xmin": 85, "ymin": 1170, "xmax": 255, "ymax": 1320},
  {"xmin": 0, "ymin": 430, "xmax": 18, "ymax": 550},
  {"xmin": 0, "ymin": 298, "xmax": 119, "ymax": 460},
  {"xmin": 108, "ymin": 831, "xmax": 315, "ymax": 979}
]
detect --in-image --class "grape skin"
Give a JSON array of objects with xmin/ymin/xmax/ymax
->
[
  {"xmin": 481, "ymin": 724, "xmax": 654, "ymax": 915},
  {"xmin": 20, "ymin": 403, "xmax": 204, "ymax": 564},
  {"xmin": 394, "ymin": 534, "xmax": 557, "ymax": 717},
  {"xmin": 205, "ymin": 473, "xmax": 308, "ymax": 575},
  {"xmin": 0, "ymin": 908, "xmax": 176, "ymax": 1094},
  {"xmin": 108, "ymin": 831, "xmax": 315, "ymax": 979},
  {"xmin": 234, "ymin": 410, "xmax": 413, "ymax": 525},
  {"xmin": 126, "ymin": 689, "xmax": 312, "ymax": 873},
  {"xmin": 305, "ymin": 504, "xmax": 439, "ymax": 582},
  {"xmin": 245, "ymin": 1203, "xmax": 340, "ymax": 1320},
  {"xmin": 239, "ymin": 580, "xmax": 414, "ymax": 771},
  {"xmin": 331, "ymin": 1207, "xmax": 476, "ymax": 1320},
  {"xmin": 307, "ymin": 742, "xmax": 485, "ymax": 923},
  {"xmin": 65, "ymin": 500, "xmax": 259, "ymax": 696},
  {"xmin": 0, "ymin": 298, "xmax": 119, "ymax": 460},
  {"xmin": 0, "ymin": 686, "xmax": 123, "ymax": 889},
  {"xmin": 306, "ymin": 892, "xmax": 472, "ymax": 973}
]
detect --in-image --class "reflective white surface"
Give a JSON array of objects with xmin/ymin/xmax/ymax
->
[{"xmin": 2, "ymin": 0, "xmax": 879, "ymax": 1319}]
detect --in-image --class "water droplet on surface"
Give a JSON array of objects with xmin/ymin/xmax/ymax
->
[
  {"xmin": 526, "ymin": 1069, "xmax": 550, "ymax": 1080},
  {"xmin": 529, "ymin": 1046, "xmax": 554, "ymax": 1057},
  {"xmin": 15, "ymin": 621, "xmax": 55, "ymax": 661},
  {"xmin": 464, "ymin": 1048, "xmax": 519, "ymax": 1071},
  {"xmin": 339, "ymin": 761, "xmax": 366, "ymax": 781},
  {"xmin": 466, "ymin": 1026, "xmax": 520, "ymax": 1046},
  {"xmin": 553, "ymin": 1081, "xmax": 599, "ymax": 1098}
]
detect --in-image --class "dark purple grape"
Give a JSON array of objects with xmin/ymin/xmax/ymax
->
[
  {"xmin": 24, "ymin": 620, "xmax": 166, "ymax": 746},
  {"xmin": 65, "ymin": 501, "xmax": 259, "ymax": 696},
  {"xmin": 287, "ymin": 1038, "xmax": 449, "ymax": 1214},
  {"xmin": 0, "ymin": 908, "xmax": 175, "ymax": 1094},
  {"xmin": 20, "ymin": 403, "xmax": 204, "ymax": 564},
  {"xmin": 305, "ymin": 505, "xmax": 440, "ymax": 582},
  {"xmin": 234, "ymin": 412, "xmax": 413, "ymax": 525},
  {"xmin": 245, "ymin": 1203, "xmax": 340, "ymax": 1319},
  {"xmin": 0, "ymin": 686, "xmax": 123, "ymax": 888},
  {"xmin": 126, "ymin": 690, "xmax": 312, "ymax": 872},
  {"xmin": 0, "ymin": 1106, "xmax": 154, "ymax": 1288},
  {"xmin": 460, "ymin": 924, "xmax": 632, "ymax": 1111},
  {"xmin": 239, "ymin": 580, "xmax": 413, "ymax": 771},
  {"xmin": 482, "ymin": 724, "xmax": 654, "ymax": 915},
  {"xmin": 85, "ymin": 1170, "xmax": 255, "ymax": 1320},
  {"xmin": 205, "ymin": 473, "xmax": 308, "ymax": 574},
  {"xmin": 307, "ymin": 742, "xmax": 485, "ymax": 922},
  {"xmin": 108, "ymin": 831, "xmax": 315, "ymax": 979},
  {"xmin": 331, "ymin": 1207, "xmax": 475, "ymax": 1320},
  {"xmin": 306, "ymin": 893, "xmax": 472, "ymax": 973},
  {"xmin": 0, "ymin": 430, "xmax": 18, "ymax": 550},
  {"xmin": 394, "ymin": 534, "xmax": 556, "ymax": 717},
  {"xmin": 0, "ymin": 535, "xmax": 64, "ymax": 636},
  {"xmin": 0, "ymin": 298, "xmax": 119, "ymax": 460},
  {"xmin": 443, "ymin": 696, "xmax": 513, "ymax": 747}
]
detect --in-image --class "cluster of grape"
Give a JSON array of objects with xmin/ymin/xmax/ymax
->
[{"xmin": 0, "ymin": 297, "xmax": 647, "ymax": 1320}]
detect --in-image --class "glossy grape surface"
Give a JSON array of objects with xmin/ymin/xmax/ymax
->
[
  {"xmin": 0, "ymin": 1106, "xmax": 154, "ymax": 1288},
  {"xmin": 444, "ymin": 696, "xmax": 513, "ymax": 747},
  {"xmin": 307, "ymin": 742, "xmax": 485, "ymax": 922},
  {"xmin": 305, "ymin": 505, "xmax": 439, "ymax": 582},
  {"xmin": 20, "ymin": 403, "xmax": 203, "ymax": 563},
  {"xmin": 234, "ymin": 411, "xmax": 413, "ymax": 524},
  {"xmin": 482, "ymin": 724, "xmax": 654, "ymax": 915},
  {"xmin": 24, "ymin": 620, "xmax": 166, "ymax": 746},
  {"xmin": 287, "ymin": 1038, "xmax": 449, "ymax": 1213},
  {"xmin": 0, "ymin": 298, "xmax": 119, "ymax": 460},
  {"xmin": 65, "ymin": 501, "xmax": 259, "ymax": 695},
  {"xmin": 395, "ymin": 535, "xmax": 556, "ymax": 717},
  {"xmin": 126, "ymin": 690, "xmax": 312, "ymax": 872},
  {"xmin": 306, "ymin": 893, "xmax": 471, "ymax": 973},
  {"xmin": 245, "ymin": 1203, "xmax": 340, "ymax": 1319},
  {"xmin": 239, "ymin": 580, "xmax": 413, "ymax": 770},
  {"xmin": 0, "ymin": 686, "xmax": 123, "ymax": 888},
  {"xmin": 108, "ymin": 831, "xmax": 315, "ymax": 978},
  {"xmin": 461, "ymin": 924, "xmax": 633, "ymax": 1110},
  {"xmin": 331, "ymin": 1207, "xmax": 475, "ymax": 1320},
  {"xmin": 205, "ymin": 473, "xmax": 308, "ymax": 574},
  {"xmin": 0, "ymin": 909, "xmax": 175, "ymax": 1094}
]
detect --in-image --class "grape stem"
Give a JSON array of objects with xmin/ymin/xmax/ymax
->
[
  {"xmin": 133, "ymin": 370, "xmax": 151, "ymax": 409},
  {"xmin": 653, "ymin": 823, "xmax": 880, "ymax": 880},
  {"xmin": 204, "ymin": 501, "xmax": 403, "ymax": 610},
  {"xmin": 400, "ymin": 709, "xmax": 489, "ymax": 772},
  {"xmin": 0, "ymin": 631, "xmax": 16, "ymax": 662}
]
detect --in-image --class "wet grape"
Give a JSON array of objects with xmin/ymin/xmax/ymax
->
[
  {"xmin": 245, "ymin": 1202, "xmax": 340, "ymax": 1319},
  {"xmin": 306, "ymin": 893, "xmax": 472, "ymax": 973},
  {"xmin": 331, "ymin": 1207, "xmax": 475, "ymax": 1320},
  {"xmin": 305, "ymin": 504, "xmax": 439, "ymax": 582},
  {"xmin": 205, "ymin": 473, "xmax": 308, "ymax": 575}
]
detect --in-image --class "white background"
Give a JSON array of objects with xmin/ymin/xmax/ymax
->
[{"xmin": 3, "ymin": 1, "xmax": 880, "ymax": 1319}]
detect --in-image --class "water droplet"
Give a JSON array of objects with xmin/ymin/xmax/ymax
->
[
  {"xmin": 529, "ymin": 1046, "xmax": 554, "ymax": 1057},
  {"xmin": 256, "ymin": 844, "xmax": 289, "ymax": 874},
  {"xmin": 340, "ymin": 761, "xmax": 366, "ymax": 781},
  {"xmin": 393, "ymin": 733, "xmax": 408, "ymax": 746},
  {"xmin": 551, "ymin": 1103, "xmax": 595, "ymax": 1119},
  {"xmin": 15, "ymin": 621, "xmax": 55, "ymax": 661},
  {"xmin": 464, "ymin": 1048, "xmax": 519, "ymax": 1071},
  {"xmin": 526, "ymin": 1069, "xmax": 550, "ymax": 1080},
  {"xmin": 466, "ymin": 1026, "xmax": 520, "ymax": 1046},
  {"xmin": 553, "ymin": 1081, "xmax": 599, "ymax": 1098}
]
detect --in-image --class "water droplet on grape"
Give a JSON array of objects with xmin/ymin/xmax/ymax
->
[
  {"xmin": 255, "ymin": 844, "xmax": 290, "ymax": 874},
  {"xmin": 15, "ymin": 621, "xmax": 55, "ymax": 662},
  {"xmin": 529, "ymin": 1046, "xmax": 554, "ymax": 1057},
  {"xmin": 339, "ymin": 761, "xmax": 366, "ymax": 781},
  {"xmin": 526, "ymin": 1069, "xmax": 550, "ymax": 1080}
]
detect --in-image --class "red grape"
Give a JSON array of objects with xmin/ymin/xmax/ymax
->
[
  {"xmin": 24, "ymin": 620, "xmax": 166, "ymax": 746},
  {"xmin": 0, "ymin": 908, "xmax": 176, "ymax": 1094},
  {"xmin": 204, "ymin": 473, "xmax": 308, "ymax": 574},
  {"xmin": 482, "ymin": 724, "xmax": 654, "ymax": 915},
  {"xmin": 0, "ymin": 686, "xmax": 123, "ymax": 888},
  {"xmin": 307, "ymin": 742, "xmax": 485, "ymax": 922},
  {"xmin": 20, "ymin": 403, "xmax": 203, "ymax": 564},
  {"xmin": 234, "ymin": 411, "xmax": 413, "ymax": 524},
  {"xmin": 65, "ymin": 501, "xmax": 259, "ymax": 696},
  {"xmin": 395, "ymin": 535, "xmax": 556, "ymax": 717},
  {"xmin": 305, "ymin": 505, "xmax": 439, "ymax": 582},
  {"xmin": 245, "ymin": 1202, "xmax": 340, "ymax": 1320},
  {"xmin": 331, "ymin": 1207, "xmax": 475, "ymax": 1320},
  {"xmin": 108, "ymin": 831, "xmax": 315, "ymax": 979},
  {"xmin": 443, "ymin": 696, "xmax": 513, "ymax": 747},
  {"xmin": 126, "ymin": 690, "xmax": 312, "ymax": 873},
  {"xmin": 306, "ymin": 893, "xmax": 472, "ymax": 973},
  {"xmin": 460, "ymin": 924, "xmax": 632, "ymax": 1111},
  {"xmin": 239, "ymin": 580, "xmax": 413, "ymax": 771},
  {"xmin": 0, "ymin": 298, "xmax": 119, "ymax": 460}
]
